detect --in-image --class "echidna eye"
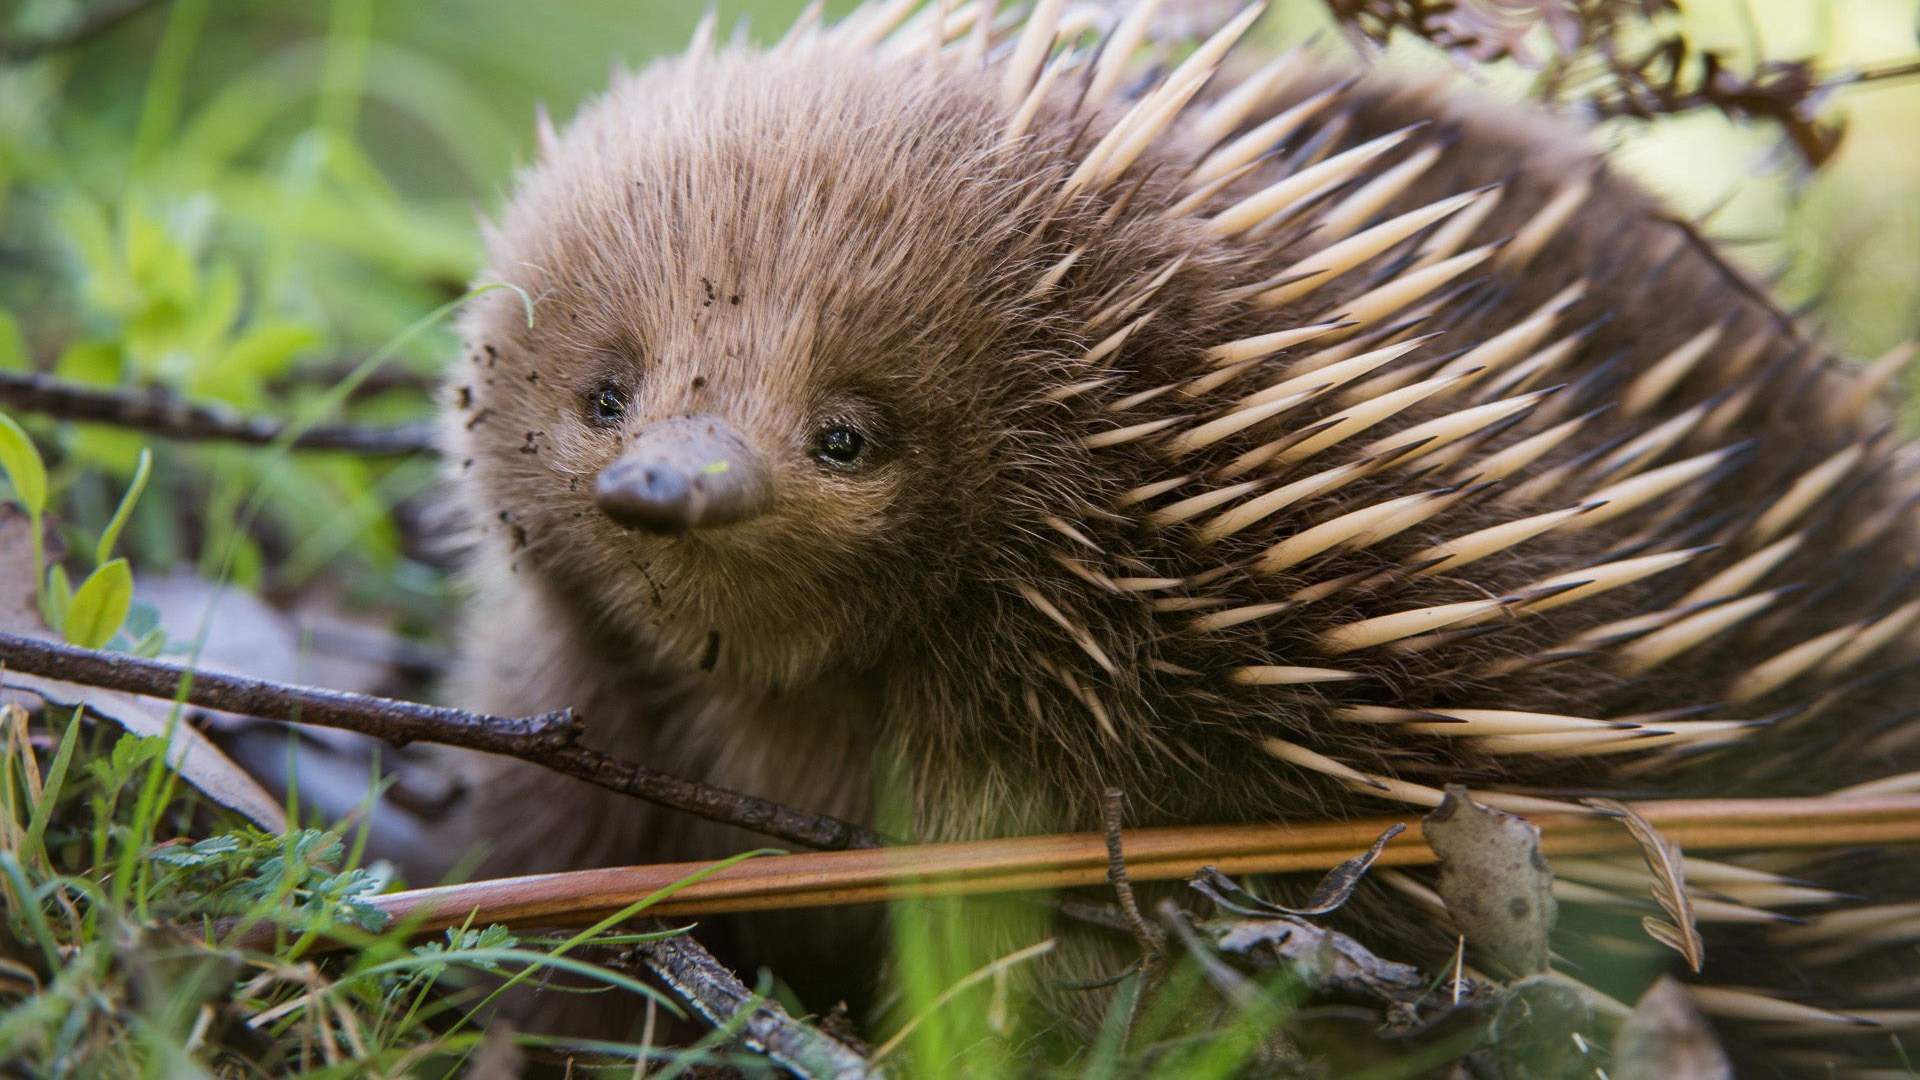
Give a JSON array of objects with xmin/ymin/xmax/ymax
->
[
  {"xmin": 586, "ymin": 386, "xmax": 628, "ymax": 425},
  {"xmin": 812, "ymin": 425, "xmax": 866, "ymax": 467}
]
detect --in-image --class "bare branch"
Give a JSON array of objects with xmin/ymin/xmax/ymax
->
[
  {"xmin": 0, "ymin": 371, "xmax": 438, "ymax": 456},
  {"xmin": 1850, "ymin": 57, "xmax": 1920, "ymax": 87},
  {"xmin": 1315, "ymin": 0, "xmax": 1861, "ymax": 168},
  {"xmin": 0, "ymin": 631, "xmax": 881, "ymax": 850},
  {"xmin": 622, "ymin": 925, "xmax": 885, "ymax": 1080},
  {"xmin": 0, "ymin": 0, "xmax": 166, "ymax": 62}
]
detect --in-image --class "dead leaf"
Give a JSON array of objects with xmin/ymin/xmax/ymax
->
[
  {"xmin": 0, "ymin": 505, "xmax": 287, "ymax": 831},
  {"xmin": 1423, "ymin": 785, "xmax": 1556, "ymax": 978},
  {"xmin": 0, "ymin": 503, "xmax": 52, "ymax": 634},
  {"xmin": 1585, "ymin": 796, "xmax": 1704, "ymax": 972},
  {"xmin": 1210, "ymin": 911, "xmax": 1428, "ymax": 1001},
  {"xmin": 134, "ymin": 570, "xmax": 403, "ymax": 719},
  {"xmin": 1191, "ymin": 823, "xmax": 1405, "ymax": 917},
  {"xmin": 1613, "ymin": 977, "xmax": 1732, "ymax": 1080},
  {"xmin": 127, "ymin": 569, "xmax": 458, "ymax": 847}
]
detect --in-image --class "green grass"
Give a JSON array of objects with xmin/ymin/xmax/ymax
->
[{"xmin": 0, "ymin": 703, "xmax": 809, "ymax": 1077}]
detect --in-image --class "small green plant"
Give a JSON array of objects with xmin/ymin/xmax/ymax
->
[
  {"xmin": 1, "ymin": 410, "xmax": 158, "ymax": 655},
  {"xmin": 45, "ymin": 448, "xmax": 151, "ymax": 652}
]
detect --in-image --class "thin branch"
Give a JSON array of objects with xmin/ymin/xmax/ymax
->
[
  {"xmin": 310, "ymin": 792, "xmax": 1920, "ymax": 949},
  {"xmin": 0, "ymin": 631, "xmax": 880, "ymax": 851},
  {"xmin": 0, "ymin": 0, "xmax": 165, "ymax": 61},
  {"xmin": 1850, "ymin": 57, "xmax": 1920, "ymax": 87},
  {"xmin": 1103, "ymin": 788, "xmax": 1164, "ymax": 961},
  {"xmin": 624, "ymin": 924, "xmax": 885, "ymax": 1080},
  {"xmin": 0, "ymin": 371, "xmax": 438, "ymax": 456}
]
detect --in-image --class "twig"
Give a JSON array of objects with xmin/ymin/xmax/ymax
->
[
  {"xmin": 1100, "ymin": 787, "xmax": 1159, "ymax": 1048},
  {"xmin": 0, "ymin": 371, "xmax": 438, "ymax": 456},
  {"xmin": 626, "ymin": 923, "xmax": 884, "ymax": 1079},
  {"xmin": 1102, "ymin": 788, "xmax": 1164, "ymax": 961},
  {"xmin": 0, "ymin": 0, "xmax": 164, "ymax": 61},
  {"xmin": 1850, "ymin": 57, "xmax": 1920, "ymax": 87},
  {"xmin": 307, "ymin": 792, "xmax": 1920, "ymax": 950},
  {"xmin": 0, "ymin": 631, "xmax": 880, "ymax": 851}
]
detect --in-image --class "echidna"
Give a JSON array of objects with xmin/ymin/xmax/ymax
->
[{"xmin": 439, "ymin": 1, "xmax": 1920, "ymax": 1072}]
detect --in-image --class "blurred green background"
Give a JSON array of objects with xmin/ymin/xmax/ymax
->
[{"xmin": 1, "ymin": 0, "xmax": 1917, "ymax": 612}]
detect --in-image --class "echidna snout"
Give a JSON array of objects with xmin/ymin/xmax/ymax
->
[{"xmin": 594, "ymin": 416, "xmax": 774, "ymax": 534}]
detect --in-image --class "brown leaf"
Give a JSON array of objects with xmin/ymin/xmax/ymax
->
[
  {"xmin": 129, "ymin": 568, "xmax": 449, "ymax": 841},
  {"xmin": 0, "ymin": 503, "xmax": 49, "ymax": 634},
  {"xmin": 1210, "ymin": 911, "xmax": 1428, "ymax": 1000},
  {"xmin": 1422, "ymin": 785, "xmax": 1556, "ymax": 977},
  {"xmin": 134, "ymin": 570, "xmax": 402, "ymax": 712},
  {"xmin": 1613, "ymin": 977, "xmax": 1732, "ymax": 1080},
  {"xmin": 0, "ymin": 506, "xmax": 287, "ymax": 831},
  {"xmin": 1585, "ymin": 796, "xmax": 1704, "ymax": 972}
]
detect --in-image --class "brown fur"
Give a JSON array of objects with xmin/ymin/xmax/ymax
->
[{"xmin": 436, "ymin": 16, "xmax": 1920, "ymax": 1073}]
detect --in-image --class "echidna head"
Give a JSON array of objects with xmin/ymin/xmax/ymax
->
[{"xmin": 449, "ymin": 47, "xmax": 1211, "ymax": 688}]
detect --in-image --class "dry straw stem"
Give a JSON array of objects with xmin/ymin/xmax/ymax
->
[{"xmin": 340, "ymin": 794, "xmax": 1920, "ymax": 947}]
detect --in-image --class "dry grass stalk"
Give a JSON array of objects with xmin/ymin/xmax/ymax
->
[{"xmin": 303, "ymin": 793, "xmax": 1920, "ymax": 949}]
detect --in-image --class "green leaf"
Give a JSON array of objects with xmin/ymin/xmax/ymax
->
[
  {"xmin": 56, "ymin": 198, "xmax": 128, "ymax": 312},
  {"xmin": 69, "ymin": 424, "xmax": 147, "ymax": 476},
  {"xmin": 0, "ymin": 311, "xmax": 25, "ymax": 372},
  {"xmin": 216, "ymin": 321, "xmax": 324, "ymax": 382},
  {"xmin": 229, "ymin": 534, "xmax": 263, "ymax": 590},
  {"xmin": 0, "ymin": 410, "xmax": 47, "ymax": 515},
  {"xmin": 96, "ymin": 448, "xmax": 153, "ymax": 565},
  {"xmin": 133, "ymin": 627, "xmax": 168, "ymax": 658},
  {"xmin": 53, "ymin": 340, "xmax": 123, "ymax": 385},
  {"xmin": 148, "ymin": 834, "xmax": 243, "ymax": 867},
  {"xmin": 0, "ymin": 856, "xmax": 60, "ymax": 969},
  {"xmin": 124, "ymin": 203, "xmax": 198, "ymax": 305},
  {"xmin": 123, "ymin": 600, "xmax": 160, "ymax": 640},
  {"xmin": 102, "ymin": 734, "xmax": 164, "ymax": 786},
  {"xmin": 23, "ymin": 711, "xmax": 82, "ymax": 868},
  {"xmin": 65, "ymin": 559, "xmax": 134, "ymax": 650},
  {"xmin": 40, "ymin": 563, "xmax": 71, "ymax": 633}
]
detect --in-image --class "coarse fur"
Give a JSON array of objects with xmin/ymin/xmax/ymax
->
[{"xmin": 436, "ymin": 5, "xmax": 1920, "ymax": 1074}]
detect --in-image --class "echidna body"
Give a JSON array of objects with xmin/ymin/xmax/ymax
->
[{"xmin": 443, "ymin": 3, "xmax": 1920, "ymax": 1069}]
